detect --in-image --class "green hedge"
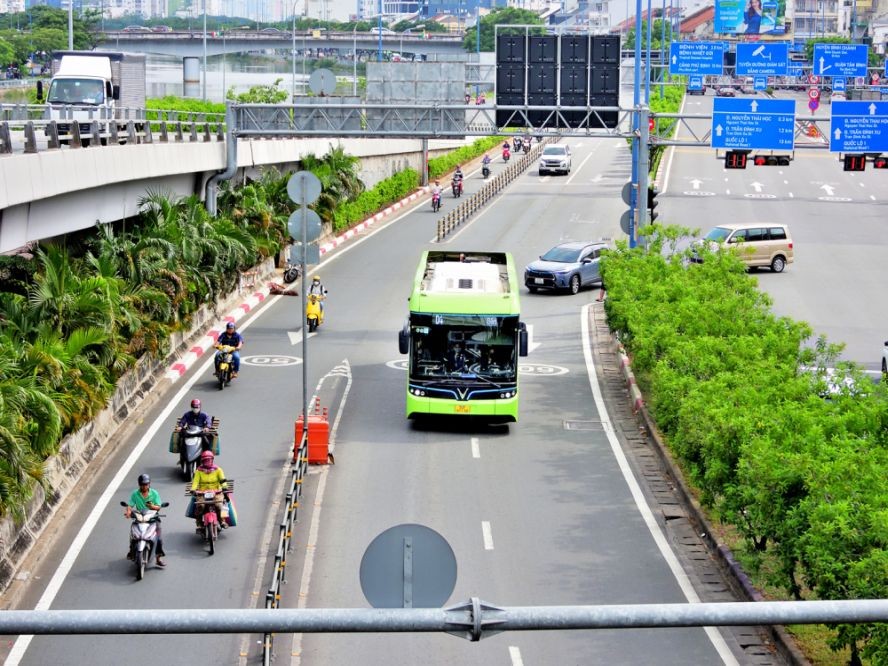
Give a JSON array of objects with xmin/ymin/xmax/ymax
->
[
  {"xmin": 331, "ymin": 168, "xmax": 420, "ymax": 233},
  {"xmin": 602, "ymin": 227, "xmax": 888, "ymax": 662},
  {"xmin": 145, "ymin": 96, "xmax": 227, "ymax": 116},
  {"xmin": 649, "ymin": 84, "xmax": 684, "ymax": 179},
  {"xmin": 428, "ymin": 136, "xmax": 503, "ymax": 180}
]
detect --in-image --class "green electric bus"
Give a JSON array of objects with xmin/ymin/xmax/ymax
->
[{"xmin": 398, "ymin": 250, "xmax": 528, "ymax": 422}]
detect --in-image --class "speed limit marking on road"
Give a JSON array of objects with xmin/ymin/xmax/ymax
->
[{"xmin": 241, "ymin": 355, "xmax": 303, "ymax": 367}]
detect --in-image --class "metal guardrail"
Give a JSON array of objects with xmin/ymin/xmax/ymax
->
[
  {"xmin": 436, "ymin": 138, "xmax": 551, "ymax": 242},
  {"xmin": 0, "ymin": 104, "xmax": 226, "ymax": 154},
  {"xmin": 261, "ymin": 431, "xmax": 309, "ymax": 666}
]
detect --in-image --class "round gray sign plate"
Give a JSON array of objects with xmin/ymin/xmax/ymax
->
[
  {"xmin": 309, "ymin": 68, "xmax": 337, "ymax": 96},
  {"xmin": 619, "ymin": 209, "xmax": 632, "ymax": 235},
  {"xmin": 360, "ymin": 523, "xmax": 457, "ymax": 609},
  {"xmin": 621, "ymin": 181, "xmax": 633, "ymax": 206},
  {"xmin": 287, "ymin": 208, "xmax": 322, "ymax": 242},
  {"xmin": 287, "ymin": 171, "xmax": 322, "ymax": 206}
]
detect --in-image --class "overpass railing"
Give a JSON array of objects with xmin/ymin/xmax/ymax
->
[{"xmin": 0, "ymin": 104, "xmax": 226, "ymax": 153}]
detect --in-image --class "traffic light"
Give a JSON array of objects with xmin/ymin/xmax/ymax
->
[
  {"xmin": 725, "ymin": 150, "xmax": 748, "ymax": 169},
  {"xmin": 753, "ymin": 155, "xmax": 791, "ymax": 166},
  {"xmin": 843, "ymin": 154, "xmax": 866, "ymax": 172},
  {"xmin": 647, "ymin": 186, "xmax": 659, "ymax": 223},
  {"xmin": 873, "ymin": 156, "xmax": 887, "ymax": 169}
]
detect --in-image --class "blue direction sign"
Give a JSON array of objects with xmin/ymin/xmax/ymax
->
[
  {"xmin": 813, "ymin": 43, "xmax": 868, "ymax": 78},
  {"xmin": 736, "ymin": 43, "xmax": 789, "ymax": 76},
  {"xmin": 829, "ymin": 100, "xmax": 888, "ymax": 153},
  {"xmin": 712, "ymin": 98, "xmax": 795, "ymax": 150},
  {"xmin": 669, "ymin": 42, "xmax": 725, "ymax": 76},
  {"xmin": 832, "ymin": 77, "xmax": 846, "ymax": 92},
  {"xmin": 688, "ymin": 74, "xmax": 704, "ymax": 91},
  {"xmin": 754, "ymin": 76, "xmax": 767, "ymax": 91}
]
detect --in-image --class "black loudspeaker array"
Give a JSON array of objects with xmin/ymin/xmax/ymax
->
[{"xmin": 495, "ymin": 34, "xmax": 620, "ymax": 129}]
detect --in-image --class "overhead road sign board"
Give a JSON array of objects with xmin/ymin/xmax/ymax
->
[
  {"xmin": 711, "ymin": 97, "xmax": 795, "ymax": 151},
  {"xmin": 813, "ymin": 44, "xmax": 868, "ymax": 78},
  {"xmin": 829, "ymin": 100, "xmax": 888, "ymax": 153},
  {"xmin": 754, "ymin": 76, "xmax": 767, "ymax": 91},
  {"xmin": 669, "ymin": 42, "xmax": 726, "ymax": 76},
  {"xmin": 832, "ymin": 77, "xmax": 845, "ymax": 92},
  {"xmin": 735, "ymin": 43, "xmax": 789, "ymax": 76}
]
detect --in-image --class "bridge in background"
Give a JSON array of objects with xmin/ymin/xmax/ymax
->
[{"xmin": 98, "ymin": 30, "xmax": 468, "ymax": 59}]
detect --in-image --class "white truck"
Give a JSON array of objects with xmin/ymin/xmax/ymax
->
[{"xmin": 41, "ymin": 51, "xmax": 147, "ymax": 144}]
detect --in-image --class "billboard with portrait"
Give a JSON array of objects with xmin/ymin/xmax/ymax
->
[{"xmin": 715, "ymin": 0, "xmax": 793, "ymax": 39}]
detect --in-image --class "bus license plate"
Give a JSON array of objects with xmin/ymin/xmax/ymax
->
[
  {"xmin": 454, "ymin": 404, "xmax": 471, "ymax": 413},
  {"xmin": 534, "ymin": 278, "xmax": 544, "ymax": 284}
]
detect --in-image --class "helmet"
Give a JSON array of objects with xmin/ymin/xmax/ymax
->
[
  {"xmin": 137, "ymin": 473, "xmax": 150, "ymax": 485},
  {"xmin": 191, "ymin": 398, "xmax": 201, "ymax": 409},
  {"xmin": 313, "ymin": 275, "xmax": 320, "ymax": 282},
  {"xmin": 200, "ymin": 450, "xmax": 215, "ymax": 463},
  {"xmin": 226, "ymin": 322, "xmax": 236, "ymax": 330}
]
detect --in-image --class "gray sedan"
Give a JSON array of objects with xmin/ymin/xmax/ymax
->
[{"xmin": 524, "ymin": 241, "xmax": 606, "ymax": 294}]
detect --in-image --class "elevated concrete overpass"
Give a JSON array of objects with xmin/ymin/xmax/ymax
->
[
  {"xmin": 0, "ymin": 135, "xmax": 463, "ymax": 254},
  {"xmin": 99, "ymin": 31, "xmax": 467, "ymax": 59}
]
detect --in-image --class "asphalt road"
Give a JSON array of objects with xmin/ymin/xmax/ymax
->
[
  {"xmin": 662, "ymin": 91, "xmax": 888, "ymax": 374},
  {"xmin": 4, "ymin": 139, "xmax": 743, "ymax": 666}
]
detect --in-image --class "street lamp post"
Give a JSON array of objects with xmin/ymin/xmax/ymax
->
[
  {"xmin": 67, "ymin": 0, "xmax": 73, "ymax": 49},
  {"xmin": 353, "ymin": 26, "xmax": 358, "ymax": 95},
  {"xmin": 292, "ymin": 0, "xmax": 299, "ymax": 102},
  {"xmin": 377, "ymin": 0, "xmax": 383, "ymax": 62},
  {"xmin": 202, "ymin": 0, "xmax": 207, "ymax": 101}
]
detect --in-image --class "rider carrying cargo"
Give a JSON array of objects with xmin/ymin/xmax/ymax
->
[{"xmin": 191, "ymin": 451, "xmax": 229, "ymax": 529}]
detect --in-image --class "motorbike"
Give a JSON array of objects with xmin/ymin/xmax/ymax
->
[
  {"xmin": 431, "ymin": 191, "xmax": 442, "ymax": 212},
  {"xmin": 174, "ymin": 418, "xmax": 220, "ymax": 480},
  {"xmin": 191, "ymin": 481, "xmax": 234, "ymax": 556},
  {"xmin": 523, "ymin": 141, "xmax": 531, "ymax": 155},
  {"xmin": 512, "ymin": 138, "xmax": 523, "ymax": 153},
  {"xmin": 451, "ymin": 177, "xmax": 463, "ymax": 197},
  {"xmin": 482, "ymin": 162, "xmax": 491, "ymax": 179},
  {"xmin": 306, "ymin": 295, "xmax": 324, "ymax": 333},
  {"xmin": 283, "ymin": 261, "xmax": 300, "ymax": 284},
  {"xmin": 214, "ymin": 344, "xmax": 236, "ymax": 390},
  {"xmin": 502, "ymin": 147, "xmax": 511, "ymax": 163},
  {"xmin": 121, "ymin": 500, "xmax": 169, "ymax": 580}
]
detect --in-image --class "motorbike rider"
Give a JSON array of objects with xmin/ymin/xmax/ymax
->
[
  {"xmin": 308, "ymin": 275, "xmax": 328, "ymax": 318},
  {"xmin": 452, "ymin": 167, "xmax": 463, "ymax": 193},
  {"xmin": 191, "ymin": 450, "xmax": 229, "ymax": 530},
  {"xmin": 124, "ymin": 473, "xmax": 166, "ymax": 567},
  {"xmin": 177, "ymin": 398, "xmax": 213, "ymax": 451},
  {"xmin": 482, "ymin": 154, "xmax": 492, "ymax": 167},
  {"xmin": 216, "ymin": 322, "xmax": 244, "ymax": 378}
]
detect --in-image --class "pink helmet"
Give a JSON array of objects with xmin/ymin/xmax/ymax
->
[{"xmin": 200, "ymin": 450, "xmax": 215, "ymax": 464}]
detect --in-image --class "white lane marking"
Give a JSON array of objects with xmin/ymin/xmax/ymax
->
[
  {"xmin": 788, "ymin": 192, "xmax": 794, "ymax": 198},
  {"xmin": 660, "ymin": 91, "xmax": 688, "ymax": 194},
  {"xmin": 783, "ymin": 180, "xmax": 789, "ymax": 185},
  {"xmin": 565, "ymin": 144, "xmax": 599, "ymax": 185},
  {"xmin": 5, "ymin": 302, "xmax": 272, "ymax": 665},
  {"xmin": 871, "ymin": 195, "xmax": 877, "ymax": 200},
  {"xmin": 471, "ymin": 437, "xmax": 481, "ymax": 459},
  {"xmin": 509, "ymin": 646, "xmax": 524, "ymax": 666},
  {"xmin": 859, "ymin": 182, "xmax": 866, "ymax": 187},
  {"xmin": 581, "ymin": 304, "xmax": 739, "ymax": 665},
  {"xmin": 438, "ymin": 186, "xmax": 513, "ymax": 244},
  {"xmin": 481, "ymin": 521, "xmax": 495, "ymax": 550},
  {"xmin": 725, "ymin": 189, "xmax": 731, "ymax": 195},
  {"xmin": 290, "ymin": 361, "xmax": 354, "ymax": 666}
]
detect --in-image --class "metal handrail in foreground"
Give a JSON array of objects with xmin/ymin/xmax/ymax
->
[
  {"xmin": 262, "ymin": 432, "xmax": 309, "ymax": 665},
  {"xmin": 3, "ymin": 599, "xmax": 887, "ymax": 640}
]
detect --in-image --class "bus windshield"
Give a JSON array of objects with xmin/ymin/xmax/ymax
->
[{"xmin": 409, "ymin": 313, "xmax": 518, "ymax": 381}]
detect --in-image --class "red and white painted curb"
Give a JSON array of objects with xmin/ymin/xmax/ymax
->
[
  {"xmin": 318, "ymin": 186, "xmax": 430, "ymax": 256},
  {"xmin": 164, "ymin": 288, "xmax": 270, "ymax": 381},
  {"xmin": 164, "ymin": 187, "xmax": 432, "ymax": 382}
]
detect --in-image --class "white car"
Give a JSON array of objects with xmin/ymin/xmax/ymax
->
[
  {"xmin": 538, "ymin": 144, "xmax": 572, "ymax": 175},
  {"xmin": 829, "ymin": 92, "xmax": 846, "ymax": 104}
]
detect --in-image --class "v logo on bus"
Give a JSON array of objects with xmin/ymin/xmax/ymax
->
[{"xmin": 456, "ymin": 388, "xmax": 469, "ymax": 401}]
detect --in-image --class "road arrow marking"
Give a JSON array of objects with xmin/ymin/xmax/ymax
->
[
  {"xmin": 590, "ymin": 174, "xmax": 603, "ymax": 183},
  {"xmin": 690, "ymin": 178, "xmax": 703, "ymax": 189},
  {"xmin": 751, "ymin": 182, "xmax": 764, "ymax": 193},
  {"xmin": 526, "ymin": 324, "xmax": 542, "ymax": 353},
  {"xmin": 820, "ymin": 184, "xmax": 835, "ymax": 196},
  {"xmin": 288, "ymin": 330, "xmax": 317, "ymax": 345}
]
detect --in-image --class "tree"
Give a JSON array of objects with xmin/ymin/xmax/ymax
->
[
  {"xmin": 623, "ymin": 19, "xmax": 673, "ymax": 52},
  {"xmin": 462, "ymin": 7, "xmax": 543, "ymax": 52},
  {"xmin": 226, "ymin": 78, "xmax": 289, "ymax": 104},
  {"xmin": 0, "ymin": 37, "xmax": 14, "ymax": 68}
]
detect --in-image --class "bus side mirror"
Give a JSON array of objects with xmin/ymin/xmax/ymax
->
[
  {"xmin": 518, "ymin": 323, "xmax": 528, "ymax": 357},
  {"xmin": 36, "ymin": 80, "xmax": 44, "ymax": 103},
  {"xmin": 398, "ymin": 328, "xmax": 409, "ymax": 354}
]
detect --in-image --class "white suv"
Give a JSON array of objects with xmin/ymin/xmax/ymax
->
[{"xmin": 539, "ymin": 144, "xmax": 572, "ymax": 176}]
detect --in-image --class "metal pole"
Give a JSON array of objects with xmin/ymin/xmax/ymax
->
[
  {"xmin": 475, "ymin": 6, "xmax": 481, "ymax": 97},
  {"xmin": 353, "ymin": 26, "xmax": 358, "ymax": 96},
  {"xmin": 292, "ymin": 4, "xmax": 297, "ymax": 102},
  {"xmin": 68, "ymin": 0, "xmax": 73, "ymax": 49},
  {"xmin": 303, "ymin": 2, "xmax": 307, "ymax": 91},
  {"xmin": 645, "ymin": 0, "xmax": 652, "ymax": 103},
  {"xmin": 377, "ymin": 0, "xmax": 383, "ymax": 62},
  {"xmin": 202, "ymin": 0, "xmax": 207, "ymax": 101},
  {"xmin": 660, "ymin": 0, "xmax": 666, "ymax": 99},
  {"xmin": 638, "ymin": 106, "xmax": 650, "ymax": 236},
  {"xmin": 301, "ymin": 198, "xmax": 308, "ymax": 448},
  {"xmin": 630, "ymin": 0, "xmax": 643, "ymax": 248},
  {"xmin": 222, "ymin": 32, "xmax": 226, "ymax": 99},
  {"xmin": 421, "ymin": 138, "xmax": 428, "ymax": 185}
]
